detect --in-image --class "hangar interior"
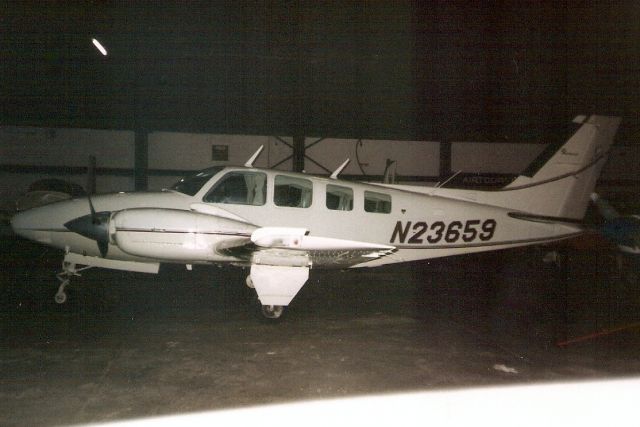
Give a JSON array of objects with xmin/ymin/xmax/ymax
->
[{"xmin": 1, "ymin": 2, "xmax": 640, "ymax": 425}]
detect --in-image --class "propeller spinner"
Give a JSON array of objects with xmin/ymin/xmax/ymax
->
[{"xmin": 64, "ymin": 195, "xmax": 111, "ymax": 257}]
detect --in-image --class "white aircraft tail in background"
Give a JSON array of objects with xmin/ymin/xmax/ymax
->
[{"xmin": 590, "ymin": 192, "xmax": 640, "ymax": 255}]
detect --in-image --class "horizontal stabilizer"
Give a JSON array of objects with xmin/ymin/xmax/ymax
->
[{"xmin": 508, "ymin": 212, "xmax": 584, "ymax": 225}]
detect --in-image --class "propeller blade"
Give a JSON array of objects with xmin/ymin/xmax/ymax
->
[
  {"xmin": 88, "ymin": 194, "xmax": 109, "ymax": 256},
  {"xmin": 88, "ymin": 194, "xmax": 98, "ymax": 222},
  {"xmin": 97, "ymin": 239, "xmax": 109, "ymax": 258}
]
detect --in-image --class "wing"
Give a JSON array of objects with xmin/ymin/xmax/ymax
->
[
  {"xmin": 216, "ymin": 227, "xmax": 396, "ymax": 308},
  {"xmin": 217, "ymin": 226, "xmax": 396, "ymax": 268},
  {"xmin": 111, "ymin": 206, "xmax": 395, "ymax": 309}
]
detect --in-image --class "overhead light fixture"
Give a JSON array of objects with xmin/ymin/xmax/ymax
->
[{"xmin": 92, "ymin": 38, "xmax": 108, "ymax": 56}]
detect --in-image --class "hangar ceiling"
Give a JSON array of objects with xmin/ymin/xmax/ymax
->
[{"xmin": 1, "ymin": 1, "xmax": 639, "ymax": 142}]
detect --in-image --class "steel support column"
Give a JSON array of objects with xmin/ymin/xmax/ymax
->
[
  {"xmin": 439, "ymin": 141, "xmax": 452, "ymax": 178},
  {"xmin": 134, "ymin": 129, "xmax": 148, "ymax": 191},
  {"xmin": 293, "ymin": 135, "xmax": 305, "ymax": 172},
  {"xmin": 86, "ymin": 155, "xmax": 96, "ymax": 195}
]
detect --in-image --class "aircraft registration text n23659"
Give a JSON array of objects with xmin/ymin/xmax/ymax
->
[{"xmin": 390, "ymin": 219, "xmax": 497, "ymax": 245}]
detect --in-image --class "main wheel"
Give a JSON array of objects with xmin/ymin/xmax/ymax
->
[{"xmin": 261, "ymin": 304, "xmax": 284, "ymax": 319}]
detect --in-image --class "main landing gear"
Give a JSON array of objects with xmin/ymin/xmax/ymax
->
[
  {"xmin": 246, "ymin": 274, "xmax": 285, "ymax": 320},
  {"xmin": 261, "ymin": 304, "xmax": 284, "ymax": 319},
  {"xmin": 54, "ymin": 259, "xmax": 92, "ymax": 304}
]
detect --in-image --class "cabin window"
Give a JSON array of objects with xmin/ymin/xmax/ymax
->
[
  {"xmin": 274, "ymin": 175, "xmax": 313, "ymax": 208},
  {"xmin": 203, "ymin": 171, "xmax": 267, "ymax": 205},
  {"xmin": 364, "ymin": 191, "xmax": 392, "ymax": 213},
  {"xmin": 326, "ymin": 184, "xmax": 353, "ymax": 211}
]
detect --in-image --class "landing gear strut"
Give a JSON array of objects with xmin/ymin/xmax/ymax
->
[{"xmin": 54, "ymin": 259, "xmax": 92, "ymax": 304}]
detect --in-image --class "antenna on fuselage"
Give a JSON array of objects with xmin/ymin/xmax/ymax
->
[
  {"xmin": 330, "ymin": 159, "xmax": 350, "ymax": 179},
  {"xmin": 244, "ymin": 145, "xmax": 264, "ymax": 167},
  {"xmin": 429, "ymin": 170, "xmax": 462, "ymax": 195}
]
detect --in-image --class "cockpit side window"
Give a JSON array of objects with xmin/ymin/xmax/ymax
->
[
  {"xmin": 203, "ymin": 171, "xmax": 267, "ymax": 205},
  {"xmin": 274, "ymin": 175, "xmax": 313, "ymax": 208},
  {"xmin": 364, "ymin": 191, "xmax": 392, "ymax": 213},
  {"xmin": 170, "ymin": 166, "xmax": 225, "ymax": 196},
  {"xmin": 326, "ymin": 184, "xmax": 353, "ymax": 211}
]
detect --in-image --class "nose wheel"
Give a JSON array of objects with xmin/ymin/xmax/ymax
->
[{"xmin": 54, "ymin": 289, "xmax": 68, "ymax": 304}]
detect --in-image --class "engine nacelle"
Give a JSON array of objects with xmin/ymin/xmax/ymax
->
[{"xmin": 111, "ymin": 208, "xmax": 256, "ymax": 261}]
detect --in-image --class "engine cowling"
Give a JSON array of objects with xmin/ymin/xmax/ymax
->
[{"xmin": 110, "ymin": 208, "xmax": 256, "ymax": 261}]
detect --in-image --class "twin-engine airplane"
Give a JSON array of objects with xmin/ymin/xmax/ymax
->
[{"xmin": 11, "ymin": 115, "xmax": 621, "ymax": 318}]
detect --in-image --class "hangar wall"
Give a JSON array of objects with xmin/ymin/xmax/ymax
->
[
  {"xmin": 1, "ymin": 126, "xmax": 637, "ymax": 212},
  {"xmin": 304, "ymin": 138, "xmax": 440, "ymax": 179},
  {"xmin": 451, "ymin": 143, "xmax": 543, "ymax": 174},
  {"xmin": 0, "ymin": 126, "xmax": 443, "ymax": 211},
  {"xmin": 147, "ymin": 134, "xmax": 443, "ymax": 191},
  {"xmin": 146, "ymin": 133, "xmax": 290, "ymax": 191},
  {"xmin": 0, "ymin": 127, "xmax": 134, "ymax": 210}
]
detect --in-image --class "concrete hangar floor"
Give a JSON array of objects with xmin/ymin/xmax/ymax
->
[{"xmin": 1, "ymin": 235, "xmax": 639, "ymax": 426}]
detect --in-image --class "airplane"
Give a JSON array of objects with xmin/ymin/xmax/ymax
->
[
  {"xmin": 11, "ymin": 115, "xmax": 621, "ymax": 319},
  {"xmin": 590, "ymin": 192, "xmax": 639, "ymax": 255}
]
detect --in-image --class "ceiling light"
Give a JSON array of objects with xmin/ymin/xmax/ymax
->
[{"xmin": 92, "ymin": 38, "xmax": 108, "ymax": 56}]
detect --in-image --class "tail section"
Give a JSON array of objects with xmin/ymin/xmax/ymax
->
[
  {"xmin": 495, "ymin": 115, "xmax": 621, "ymax": 219},
  {"xmin": 384, "ymin": 115, "xmax": 621, "ymax": 221}
]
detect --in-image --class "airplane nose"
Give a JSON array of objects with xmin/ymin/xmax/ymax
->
[
  {"xmin": 10, "ymin": 208, "xmax": 52, "ymax": 241},
  {"xmin": 10, "ymin": 210, "xmax": 27, "ymax": 233},
  {"xmin": 10, "ymin": 197, "xmax": 113, "ymax": 255},
  {"xmin": 10, "ymin": 209, "xmax": 45, "ymax": 234},
  {"xmin": 10, "ymin": 202, "xmax": 74, "ymax": 241}
]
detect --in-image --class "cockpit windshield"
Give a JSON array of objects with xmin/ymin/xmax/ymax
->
[{"xmin": 169, "ymin": 166, "xmax": 225, "ymax": 196}]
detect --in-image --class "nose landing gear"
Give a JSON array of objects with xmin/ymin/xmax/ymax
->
[{"xmin": 54, "ymin": 259, "xmax": 92, "ymax": 304}]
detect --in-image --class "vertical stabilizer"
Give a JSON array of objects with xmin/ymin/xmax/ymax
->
[{"xmin": 501, "ymin": 115, "xmax": 621, "ymax": 219}]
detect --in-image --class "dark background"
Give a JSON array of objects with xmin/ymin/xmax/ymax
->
[{"xmin": 2, "ymin": 1, "xmax": 638, "ymax": 141}]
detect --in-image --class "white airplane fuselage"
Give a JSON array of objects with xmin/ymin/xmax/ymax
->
[{"xmin": 12, "ymin": 168, "xmax": 582, "ymax": 268}]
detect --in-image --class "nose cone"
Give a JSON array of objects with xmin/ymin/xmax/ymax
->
[
  {"xmin": 63, "ymin": 212, "xmax": 110, "ymax": 242},
  {"xmin": 10, "ymin": 211, "xmax": 28, "ymax": 239},
  {"xmin": 10, "ymin": 210, "xmax": 28, "ymax": 235},
  {"xmin": 10, "ymin": 201, "xmax": 76, "ymax": 242}
]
